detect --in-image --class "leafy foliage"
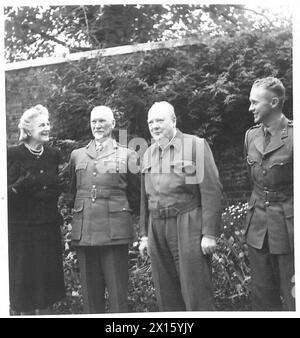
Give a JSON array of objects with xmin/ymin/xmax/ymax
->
[
  {"xmin": 213, "ymin": 203, "xmax": 251, "ymax": 310},
  {"xmin": 45, "ymin": 27, "xmax": 292, "ymax": 155},
  {"xmin": 5, "ymin": 5, "xmax": 290, "ymax": 62}
]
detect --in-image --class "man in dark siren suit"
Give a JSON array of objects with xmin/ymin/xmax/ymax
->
[{"xmin": 139, "ymin": 101, "xmax": 222, "ymax": 311}]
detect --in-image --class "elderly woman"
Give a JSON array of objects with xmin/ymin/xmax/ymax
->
[{"xmin": 7, "ymin": 105, "xmax": 66, "ymax": 315}]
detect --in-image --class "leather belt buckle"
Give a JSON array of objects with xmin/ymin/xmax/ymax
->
[{"xmin": 159, "ymin": 207, "xmax": 179, "ymax": 218}]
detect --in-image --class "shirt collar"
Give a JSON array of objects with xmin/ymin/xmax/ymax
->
[
  {"xmin": 151, "ymin": 129, "xmax": 184, "ymax": 156},
  {"xmin": 157, "ymin": 129, "xmax": 178, "ymax": 150},
  {"xmin": 263, "ymin": 114, "xmax": 285, "ymax": 136},
  {"xmin": 95, "ymin": 138, "xmax": 110, "ymax": 151}
]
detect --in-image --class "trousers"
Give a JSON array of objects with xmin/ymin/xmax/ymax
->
[
  {"xmin": 148, "ymin": 207, "xmax": 215, "ymax": 311},
  {"xmin": 76, "ymin": 245, "xmax": 129, "ymax": 313},
  {"xmin": 248, "ymin": 235, "xmax": 295, "ymax": 311}
]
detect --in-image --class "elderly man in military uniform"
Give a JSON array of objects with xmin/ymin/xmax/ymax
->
[
  {"xmin": 245, "ymin": 77, "xmax": 294, "ymax": 311},
  {"xmin": 139, "ymin": 101, "xmax": 222, "ymax": 311},
  {"xmin": 68, "ymin": 105, "xmax": 140, "ymax": 313}
]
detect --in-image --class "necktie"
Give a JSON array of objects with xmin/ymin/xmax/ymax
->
[
  {"xmin": 264, "ymin": 129, "xmax": 271, "ymax": 151},
  {"xmin": 96, "ymin": 143, "xmax": 104, "ymax": 152}
]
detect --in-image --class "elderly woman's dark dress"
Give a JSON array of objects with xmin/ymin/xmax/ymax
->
[{"xmin": 7, "ymin": 143, "xmax": 66, "ymax": 312}]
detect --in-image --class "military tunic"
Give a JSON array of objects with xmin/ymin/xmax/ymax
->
[
  {"xmin": 140, "ymin": 130, "xmax": 222, "ymax": 311},
  {"xmin": 244, "ymin": 115, "xmax": 294, "ymax": 311},
  {"xmin": 68, "ymin": 138, "xmax": 140, "ymax": 313},
  {"xmin": 69, "ymin": 138, "xmax": 140, "ymax": 246}
]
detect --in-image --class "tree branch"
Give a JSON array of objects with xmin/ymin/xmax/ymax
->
[
  {"xmin": 38, "ymin": 31, "xmax": 89, "ymax": 52},
  {"xmin": 232, "ymin": 5, "xmax": 274, "ymax": 26},
  {"xmin": 81, "ymin": 6, "xmax": 90, "ymax": 43}
]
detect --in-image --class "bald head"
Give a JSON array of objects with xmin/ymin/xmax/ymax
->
[
  {"xmin": 147, "ymin": 101, "xmax": 176, "ymax": 142},
  {"xmin": 148, "ymin": 101, "xmax": 176, "ymax": 121},
  {"xmin": 91, "ymin": 105, "xmax": 115, "ymax": 121},
  {"xmin": 90, "ymin": 105, "xmax": 115, "ymax": 141}
]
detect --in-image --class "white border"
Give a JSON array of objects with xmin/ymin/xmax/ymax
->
[{"xmin": 1, "ymin": 0, "xmax": 299, "ymax": 318}]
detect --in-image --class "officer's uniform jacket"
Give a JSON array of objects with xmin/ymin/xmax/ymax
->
[
  {"xmin": 244, "ymin": 115, "xmax": 293, "ymax": 253},
  {"xmin": 140, "ymin": 129, "xmax": 222, "ymax": 238},
  {"xmin": 69, "ymin": 138, "xmax": 140, "ymax": 246}
]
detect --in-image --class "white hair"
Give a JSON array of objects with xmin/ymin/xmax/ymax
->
[
  {"xmin": 148, "ymin": 101, "xmax": 176, "ymax": 120},
  {"xmin": 18, "ymin": 104, "xmax": 49, "ymax": 142},
  {"xmin": 90, "ymin": 105, "xmax": 115, "ymax": 121}
]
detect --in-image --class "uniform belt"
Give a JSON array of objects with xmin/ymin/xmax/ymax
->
[
  {"xmin": 253, "ymin": 185, "xmax": 293, "ymax": 202},
  {"xmin": 76, "ymin": 188, "xmax": 126, "ymax": 199},
  {"xmin": 149, "ymin": 199, "xmax": 200, "ymax": 219}
]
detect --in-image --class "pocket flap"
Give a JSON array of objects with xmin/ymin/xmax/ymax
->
[
  {"xmin": 269, "ymin": 159, "xmax": 292, "ymax": 169},
  {"xmin": 171, "ymin": 160, "xmax": 196, "ymax": 174},
  {"xmin": 75, "ymin": 162, "xmax": 88, "ymax": 171},
  {"xmin": 108, "ymin": 198, "xmax": 131, "ymax": 213}
]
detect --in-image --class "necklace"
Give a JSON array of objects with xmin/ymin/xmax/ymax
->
[{"xmin": 25, "ymin": 143, "xmax": 44, "ymax": 157}]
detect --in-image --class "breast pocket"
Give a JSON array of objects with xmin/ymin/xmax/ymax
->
[
  {"xmin": 104, "ymin": 157, "xmax": 127, "ymax": 185},
  {"xmin": 105, "ymin": 158, "xmax": 127, "ymax": 173},
  {"xmin": 246, "ymin": 155, "xmax": 262, "ymax": 180},
  {"xmin": 170, "ymin": 160, "xmax": 197, "ymax": 185},
  {"xmin": 171, "ymin": 160, "xmax": 196, "ymax": 174},
  {"xmin": 268, "ymin": 158, "xmax": 293, "ymax": 184},
  {"xmin": 75, "ymin": 162, "xmax": 88, "ymax": 187}
]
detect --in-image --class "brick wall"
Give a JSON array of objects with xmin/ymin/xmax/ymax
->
[{"xmin": 6, "ymin": 67, "xmax": 52, "ymax": 145}]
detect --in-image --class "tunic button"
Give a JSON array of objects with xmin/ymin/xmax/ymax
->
[
  {"xmin": 92, "ymin": 198, "xmax": 95, "ymax": 203},
  {"xmin": 40, "ymin": 169, "xmax": 44, "ymax": 174},
  {"xmin": 262, "ymin": 170, "xmax": 267, "ymax": 175},
  {"xmin": 122, "ymin": 208, "xmax": 126, "ymax": 211},
  {"xmin": 94, "ymin": 161, "xmax": 98, "ymax": 165},
  {"xmin": 93, "ymin": 172, "xmax": 97, "ymax": 176},
  {"xmin": 265, "ymin": 201, "xmax": 270, "ymax": 207},
  {"xmin": 92, "ymin": 185, "xmax": 96, "ymax": 188},
  {"xmin": 42, "ymin": 186, "xmax": 47, "ymax": 190}
]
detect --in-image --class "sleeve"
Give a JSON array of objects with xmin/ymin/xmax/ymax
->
[
  {"xmin": 62, "ymin": 150, "xmax": 77, "ymax": 209},
  {"xmin": 139, "ymin": 173, "xmax": 149, "ymax": 237},
  {"xmin": 56, "ymin": 148, "xmax": 65, "ymax": 165},
  {"xmin": 126, "ymin": 150, "xmax": 141, "ymax": 215},
  {"xmin": 244, "ymin": 129, "xmax": 253, "ymax": 188},
  {"xmin": 198, "ymin": 139, "xmax": 223, "ymax": 238},
  {"xmin": 7, "ymin": 148, "xmax": 21, "ymax": 199},
  {"xmin": 55, "ymin": 148, "xmax": 69, "ymax": 193}
]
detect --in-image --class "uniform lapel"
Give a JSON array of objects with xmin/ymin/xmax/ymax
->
[
  {"xmin": 97, "ymin": 138, "xmax": 117, "ymax": 159},
  {"xmin": 263, "ymin": 116, "xmax": 288, "ymax": 156},
  {"xmin": 253, "ymin": 126, "xmax": 265, "ymax": 155},
  {"xmin": 85, "ymin": 140, "xmax": 97, "ymax": 159}
]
